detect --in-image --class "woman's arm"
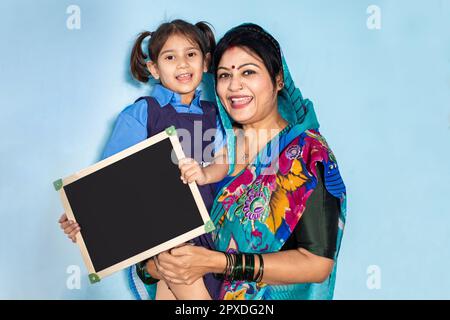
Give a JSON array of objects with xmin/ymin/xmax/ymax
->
[{"xmin": 155, "ymin": 245, "xmax": 334, "ymax": 286}]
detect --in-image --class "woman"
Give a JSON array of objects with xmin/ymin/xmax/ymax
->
[{"xmin": 151, "ymin": 23, "xmax": 347, "ymax": 300}]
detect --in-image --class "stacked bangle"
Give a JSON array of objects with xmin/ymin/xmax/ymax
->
[
  {"xmin": 243, "ymin": 254, "xmax": 255, "ymax": 280},
  {"xmin": 254, "ymin": 254, "xmax": 264, "ymax": 283},
  {"xmin": 215, "ymin": 252, "xmax": 264, "ymax": 283}
]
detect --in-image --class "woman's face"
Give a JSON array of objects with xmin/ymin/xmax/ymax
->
[{"xmin": 216, "ymin": 46, "xmax": 282, "ymax": 125}]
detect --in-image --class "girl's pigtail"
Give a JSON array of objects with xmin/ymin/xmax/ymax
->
[
  {"xmin": 130, "ymin": 31, "xmax": 153, "ymax": 83},
  {"xmin": 195, "ymin": 21, "xmax": 216, "ymax": 55}
]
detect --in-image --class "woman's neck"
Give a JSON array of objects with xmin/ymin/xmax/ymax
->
[
  {"xmin": 236, "ymin": 107, "xmax": 288, "ymax": 164},
  {"xmin": 242, "ymin": 107, "xmax": 288, "ymax": 138}
]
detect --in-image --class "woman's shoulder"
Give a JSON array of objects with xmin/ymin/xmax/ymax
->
[
  {"xmin": 283, "ymin": 129, "xmax": 339, "ymax": 177},
  {"xmin": 296, "ymin": 129, "xmax": 335, "ymax": 158},
  {"xmin": 293, "ymin": 129, "xmax": 346, "ymax": 198},
  {"xmin": 284, "ymin": 129, "xmax": 331, "ymax": 153}
]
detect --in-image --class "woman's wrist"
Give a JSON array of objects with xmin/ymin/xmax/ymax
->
[{"xmin": 207, "ymin": 250, "xmax": 227, "ymax": 274}]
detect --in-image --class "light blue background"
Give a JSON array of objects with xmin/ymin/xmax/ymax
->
[{"xmin": 0, "ymin": 0, "xmax": 449, "ymax": 299}]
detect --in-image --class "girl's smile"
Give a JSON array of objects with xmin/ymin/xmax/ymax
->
[{"xmin": 176, "ymin": 72, "xmax": 193, "ymax": 83}]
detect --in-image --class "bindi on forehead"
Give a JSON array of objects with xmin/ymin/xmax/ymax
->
[{"xmin": 231, "ymin": 65, "xmax": 235, "ymax": 69}]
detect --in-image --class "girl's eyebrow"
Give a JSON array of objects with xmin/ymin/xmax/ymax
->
[
  {"xmin": 185, "ymin": 47, "xmax": 200, "ymax": 51},
  {"xmin": 160, "ymin": 47, "xmax": 200, "ymax": 56},
  {"xmin": 218, "ymin": 63, "xmax": 260, "ymax": 71}
]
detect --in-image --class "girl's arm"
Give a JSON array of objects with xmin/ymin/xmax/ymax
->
[
  {"xmin": 202, "ymin": 146, "xmax": 229, "ymax": 184},
  {"xmin": 147, "ymin": 255, "xmax": 212, "ymax": 300},
  {"xmin": 179, "ymin": 146, "xmax": 229, "ymax": 185},
  {"xmin": 145, "ymin": 258, "xmax": 163, "ymax": 280}
]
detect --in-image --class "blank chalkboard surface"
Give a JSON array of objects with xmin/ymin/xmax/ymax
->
[{"xmin": 54, "ymin": 126, "xmax": 214, "ymax": 283}]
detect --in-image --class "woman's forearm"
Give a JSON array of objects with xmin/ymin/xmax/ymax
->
[
  {"xmin": 258, "ymin": 249, "xmax": 334, "ymax": 285},
  {"xmin": 206, "ymin": 249, "xmax": 228, "ymax": 274},
  {"xmin": 205, "ymin": 248, "xmax": 334, "ymax": 285}
]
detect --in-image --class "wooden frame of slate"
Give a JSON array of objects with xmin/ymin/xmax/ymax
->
[{"xmin": 53, "ymin": 126, "xmax": 215, "ymax": 284}]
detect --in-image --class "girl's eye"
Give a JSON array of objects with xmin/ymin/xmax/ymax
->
[
  {"xmin": 165, "ymin": 55, "xmax": 175, "ymax": 61},
  {"xmin": 243, "ymin": 70, "xmax": 256, "ymax": 76},
  {"xmin": 187, "ymin": 52, "xmax": 197, "ymax": 58}
]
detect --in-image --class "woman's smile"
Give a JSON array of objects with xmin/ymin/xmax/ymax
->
[{"xmin": 228, "ymin": 95, "xmax": 254, "ymax": 109}]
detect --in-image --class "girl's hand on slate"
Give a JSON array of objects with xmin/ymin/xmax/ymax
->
[
  {"xmin": 58, "ymin": 213, "xmax": 81, "ymax": 243},
  {"xmin": 178, "ymin": 158, "xmax": 208, "ymax": 186}
]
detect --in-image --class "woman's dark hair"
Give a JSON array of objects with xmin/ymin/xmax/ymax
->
[
  {"xmin": 212, "ymin": 23, "xmax": 283, "ymax": 88},
  {"xmin": 131, "ymin": 19, "xmax": 216, "ymax": 83}
]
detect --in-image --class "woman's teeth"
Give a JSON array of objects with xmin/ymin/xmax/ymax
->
[
  {"xmin": 176, "ymin": 73, "xmax": 192, "ymax": 82},
  {"xmin": 230, "ymin": 96, "xmax": 253, "ymax": 108}
]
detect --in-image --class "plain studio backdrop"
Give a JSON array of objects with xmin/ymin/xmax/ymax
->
[{"xmin": 0, "ymin": 0, "xmax": 449, "ymax": 299}]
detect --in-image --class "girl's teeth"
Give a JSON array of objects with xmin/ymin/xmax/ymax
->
[{"xmin": 177, "ymin": 74, "xmax": 191, "ymax": 80}]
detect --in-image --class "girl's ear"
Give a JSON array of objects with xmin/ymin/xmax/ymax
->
[
  {"xmin": 203, "ymin": 52, "xmax": 211, "ymax": 73},
  {"xmin": 147, "ymin": 61, "xmax": 159, "ymax": 80}
]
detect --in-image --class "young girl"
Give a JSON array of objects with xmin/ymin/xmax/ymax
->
[{"xmin": 58, "ymin": 19, "xmax": 228, "ymax": 300}]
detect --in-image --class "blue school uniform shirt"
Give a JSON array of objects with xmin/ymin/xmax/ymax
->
[{"xmin": 101, "ymin": 84, "xmax": 224, "ymax": 160}]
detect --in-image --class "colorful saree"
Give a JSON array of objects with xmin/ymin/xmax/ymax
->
[{"xmin": 210, "ymin": 126, "xmax": 346, "ymax": 300}]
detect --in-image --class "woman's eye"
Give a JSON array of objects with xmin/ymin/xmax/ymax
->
[
  {"xmin": 243, "ymin": 70, "xmax": 256, "ymax": 76},
  {"xmin": 218, "ymin": 73, "xmax": 230, "ymax": 79}
]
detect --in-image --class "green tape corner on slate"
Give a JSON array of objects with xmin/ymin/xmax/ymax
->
[
  {"xmin": 165, "ymin": 126, "xmax": 176, "ymax": 136},
  {"xmin": 89, "ymin": 273, "xmax": 101, "ymax": 284},
  {"xmin": 53, "ymin": 179, "xmax": 63, "ymax": 191},
  {"xmin": 204, "ymin": 220, "xmax": 215, "ymax": 233}
]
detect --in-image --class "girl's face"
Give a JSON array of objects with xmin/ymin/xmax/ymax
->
[
  {"xmin": 147, "ymin": 34, "xmax": 209, "ymax": 104},
  {"xmin": 216, "ymin": 46, "xmax": 283, "ymax": 125}
]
